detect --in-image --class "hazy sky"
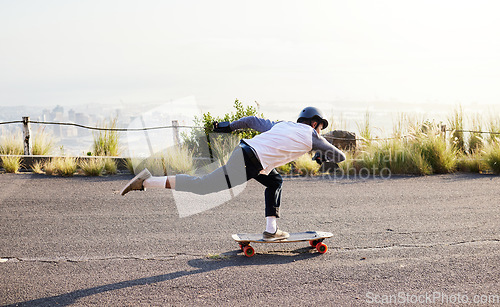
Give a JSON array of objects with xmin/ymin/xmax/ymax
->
[{"xmin": 1, "ymin": 0, "xmax": 499, "ymax": 116}]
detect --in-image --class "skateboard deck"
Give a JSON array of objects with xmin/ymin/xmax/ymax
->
[{"xmin": 232, "ymin": 231, "xmax": 333, "ymax": 257}]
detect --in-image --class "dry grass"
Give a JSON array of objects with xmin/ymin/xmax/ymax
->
[
  {"xmin": 1, "ymin": 156, "xmax": 22, "ymax": 173},
  {"xmin": 276, "ymin": 162, "xmax": 293, "ymax": 176},
  {"xmin": 448, "ymin": 106, "xmax": 465, "ymax": 153},
  {"xmin": 161, "ymin": 146, "xmax": 195, "ymax": 175},
  {"xmin": 103, "ymin": 158, "xmax": 117, "ymax": 175},
  {"xmin": 32, "ymin": 127, "xmax": 56, "ymax": 155},
  {"xmin": 293, "ymin": 153, "xmax": 320, "ymax": 176},
  {"xmin": 124, "ymin": 158, "xmax": 136, "ymax": 174},
  {"xmin": 43, "ymin": 157, "xmax": 77, "ymax": 176},
  {"xmin": 211, "ymin": 135, "xmax": 240, "ymax": 165},
  {"xmin": 456, "ymin": 153, "xmax": 484, "ymax": 173},
  {"xmin": 92, "ymin": 117, "xmax": 120, "ymax": 156},
  {"xmin": 79, "ymin": 158, "xmax": 105, "ymax": 176},
  {"xmin": 483, "ymin": 141, "xmax": 500, "ymax": 174},
  {"xmin": 0, "ymin": 130, "xmax": 23, "ymax": 155},
  {"xmin": 31, "ymin": 160, "xmax": 45, "ymax": 174}
]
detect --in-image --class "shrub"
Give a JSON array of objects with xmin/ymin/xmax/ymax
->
[
  {"xmin": 80, "ymin": 158, "xmax": 105, "ymax": 176},
  {"xmin": 0, "ymin": 130, "xmax": 23, "ymax": 155},
  {"xmin": 210, "ymin": 135, "xmax": 240, "ymax": 165},
  {"xmin": 357, "ymin": 111, "xmax": 372, "ymax": 143},
  {"xmin": 124, "ymin": 158, "xmax": 136, "ymax": 174},
  {"xmin": 162, "ymin": 146, "xmax": 195, "ymax": 175},
  {"xmin": 92, "ymin": 117, "xmax": 120, "ymax": 156},
  {"xmin": 143, "ymin": 156, "xmax": 166, "ymax": 176},
  {"xmin": 32, "ymin": 127, "xmax": 55, "ymax": 155},
  {"xmin": 44, "ymin": 159, "xmax": 56, "ymax": 175},
  {"xmin": 456, "ymin": 153, "xmax": 484, "ymax": 173},
  {"xmin": 31, "ymin": 160, "xmax": 45, "ymax": 174},
  {"xmin": 55, "ymin": 157, "xmax": 78, "ymax": 176},
  {"xmin": 1, "ymin": 156, "xmax": 22, "ymax": 173},
  {"xmin": 467, "ymin": 114, "xmax": 483, "ymax": 154},
  {"xmin": 103, "ymin": 158, "xmax": 117, "ymax": 175},
  {"xmin": 448, "ymin": 106, "xmax": 465, "ymax": 153},
  {"xmin": 335, "ymin": 150, "xmax": 356, "ymax": 176},
  {"xmin": 357, "ymin": 139, "xmax": 432, "ymax": 176},
  {"xmin": 44, "ymin": 157, "xmax": 77, "ymax": 176},
  {"xmin": 488, "ymin": 116, "xmax": 500, "ymax": 144},
  {"xmin": 182, "ymin": 99, "xmax": 264, "ymax": 158},
  {"xmin": 276, "ymin": 162, "xmax": 293, "ymax": 176},
  {"xmin": 415, "ymin": 127, "xmax": 457, "ymax": 174},
  {"xmin": 484, "ymin": 142, "xmax": 500, "ymax": 174},
  {"xmin": 293, "ymin": 153, "xmax": 320, "ymax": 176}
]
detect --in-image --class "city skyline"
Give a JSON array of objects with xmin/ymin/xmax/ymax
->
[{"xmin": 1, "ymin": 1, "xmax": 499, "ymax": 115}]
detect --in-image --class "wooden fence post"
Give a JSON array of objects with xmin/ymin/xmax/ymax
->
[
  {"xmin": 441, "ymin": 124, "xmax": 447, "ymax": 142},
  {"xmin": 22, "ymin": 116, "xmax": 31, "ymax": 155},
  {"xmin": 172, "ymin": 120, "xmax": 180, "ymax": 146}
]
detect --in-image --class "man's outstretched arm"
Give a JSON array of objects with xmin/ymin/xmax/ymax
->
[
  {"xmin": 214, "ymin": 116, "xmax": 276, "ymax": 133},
  {"xmin": 311, "ymin": 131, "xmax": 346, "ymax": 163}
]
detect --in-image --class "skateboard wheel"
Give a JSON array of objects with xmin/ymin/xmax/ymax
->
[
  {"xmin": 316, "ymin": 242, "xmax": 328, "ymax": 254},
  {"xmin": 309, "ymin": 240, "xmax": 319, "ymax": 247},
  {"xmin": 239, "ymin": 244, "xmax": 244, "ymax": 251},
  {"xmin": 243, "ymin": 246, "xmax": 255, "ymax": 257}
]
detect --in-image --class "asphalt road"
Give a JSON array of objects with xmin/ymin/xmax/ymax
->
[{"xmin": 1, "ymin": 173, "xmax": 500, "ymax": 306}]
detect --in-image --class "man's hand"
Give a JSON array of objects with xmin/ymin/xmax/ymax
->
[
  {"xmin": 312, "ymin": 152, "xmax": 325, "ymax": 165},
  {"xmin": 213, "ymin": 121, "xmax": 232, "ymax": 133}
]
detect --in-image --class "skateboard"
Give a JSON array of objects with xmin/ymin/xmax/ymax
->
[{"xmin": 232, "ymin": 231, "xmax": 333, "ymax": 257}]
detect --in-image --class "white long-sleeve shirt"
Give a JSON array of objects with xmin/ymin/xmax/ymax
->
[{"xmin": 230, "ymin": 116, "xmax": 346, "ymax": 175}]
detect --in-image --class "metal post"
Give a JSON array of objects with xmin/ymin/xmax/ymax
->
[
  {"xmin": 172, "ymin": 120, "xmax": 180, "ymax": 146},
  {"xmin": 22, "ymin": 116, "xmax": 31, "ymax": 155},
  {"xmin": 441, "ymin": 124, "xmax": 447, "ymax": 142}
]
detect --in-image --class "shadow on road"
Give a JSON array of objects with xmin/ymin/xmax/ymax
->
[{"xmin": 6, "ymin": 248, "xmax": 321, "ymax": 307}]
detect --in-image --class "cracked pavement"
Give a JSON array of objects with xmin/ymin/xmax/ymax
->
[{"xmin": 1, "ymin": 173, "xmax": 500, "ymax": 305}]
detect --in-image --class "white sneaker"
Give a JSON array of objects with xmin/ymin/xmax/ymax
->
[
  {"xmin": 262, "ymin": 229, "xmax": 290, "ymax": 241},
  {"xmin": 120, "ymin": 169, "xmax": 152, "ymax": 196}
]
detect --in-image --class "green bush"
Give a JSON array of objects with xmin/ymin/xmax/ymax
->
[{"xmin": 182, "ymin": 99, "xmax": 263, "ymax": 158}]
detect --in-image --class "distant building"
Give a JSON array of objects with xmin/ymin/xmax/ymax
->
[
  {"xmin": 52, "ymin": 105, "xmax": 64, "ymax": 115},
  {"xmin": 53, "ymin": 112, "xmax": 64, "ymax": 137},
  {"xmin": 42, "ymin": 109, "xmax": 51, "ymax": 121},
  {"xmin": 68, "ymin": 109, "xmax": 76, "ymax": 122},
  {"xmin": 75, "ymin": 113, "xmax": 91, "ymax": 137}
]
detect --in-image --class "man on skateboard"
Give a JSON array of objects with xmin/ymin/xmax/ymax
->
[{"xmin": 120, "ymin": 107, "xmax": 346, "ymax": 241}]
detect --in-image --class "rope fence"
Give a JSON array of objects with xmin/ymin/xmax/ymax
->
[
  {"xmin": 2, "ymin": 119, "xmax": 500, "ymax": 135},
  {"xmin": 0, "ymin": 120, "xmax": 202, "ymax": 131},
  {"xmin": 2, "ymin": 117, "xmax": 500, "ymax": 155}
]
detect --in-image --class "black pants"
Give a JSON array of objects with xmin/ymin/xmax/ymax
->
[{"xmin": 175, "ymin": 143, "xmax": 283, "ymax": 217}]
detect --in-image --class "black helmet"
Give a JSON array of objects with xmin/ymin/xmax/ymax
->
[{"xmin": 297, "ymin": 107, "xmax": 328, "ymax": 130}]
